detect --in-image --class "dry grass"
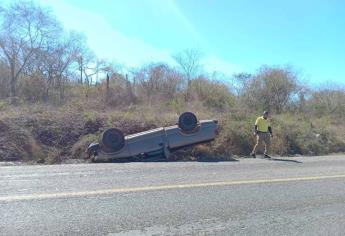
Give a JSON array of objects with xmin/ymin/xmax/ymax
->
[{"xmin": 0, "ymin": 100, "xmax": 344, "ymax": 164}]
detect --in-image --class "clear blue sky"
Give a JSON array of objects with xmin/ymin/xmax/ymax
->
[{"xmin": 16, "ymin": 0, "xmax": 345, "ymax": 84}]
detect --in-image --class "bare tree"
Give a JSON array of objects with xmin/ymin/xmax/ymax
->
[
  {"xmin": 134, "ymin": 63, "xmax": 182, "ymax": 104},
  {"xmin": 83, "ymin": 59, "xmax": 110, "ymax": 86},
  {"xmin": 173, "ymin": 48, "xmax": 202, "ymax": 102},
  {"xmin": 54, "ymin": 32, "xmax": 84, "ymax": 102},
  {"xmin": 309, "ymin": 84, "xmax": 345, "ymax": 116},
  {"xmin": 0, "ymin": 58, "xmax": 10, "ymax": 98},
  {"xmin": 239, "ymin": 66, "xmax": 299, "ymax": 113},
  {"xmin": 76, "ymin": 46, "xmax": 94, "ymax": 85},
  {"xmin": 134, "ymin": 65, "xmax": 154, "ymax": 104},
  {"xmin": 0, "ymin": 1, "xmax": 60, "ymax": 103},
  {"xmin": 232, "ymin": 73, "xmax": 253, "ymax": 96},
  {"xmin": 28, "ymin": 31, "xmax": 84, "ymax": 102}
]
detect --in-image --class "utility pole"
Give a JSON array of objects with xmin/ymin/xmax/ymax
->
[
  {"xmin": 106, "ymin": 73, "xmax": 110, "ymax": 103},
  {"xmin": 79, "ymin": 56, "xmax": 83, "ymax": 84}
]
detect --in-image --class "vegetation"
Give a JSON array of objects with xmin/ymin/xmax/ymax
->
[{"xmin": 0, "ymin": 1, "xmax": 344, "ymax": 164}]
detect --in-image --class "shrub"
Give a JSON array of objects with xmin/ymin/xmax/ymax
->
[{"xmin": 192, "ymin": 77, "xmax": 235, "ymax": 111}]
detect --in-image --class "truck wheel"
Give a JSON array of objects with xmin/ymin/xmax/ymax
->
[
  {"xmin": 101, "ymin": 128, "xmax": 125, "ymax": 153},
  {"xmin": 178, "ymin": 112, "xmax": 198, "ymax": 132}
]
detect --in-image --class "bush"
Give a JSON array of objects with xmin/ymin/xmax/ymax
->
[
  {"xmin": 0, "ymin": 119, "xmax": 44, "ymax": 162},
  {"xmin": 71, "ymin": 134, "xmax": 99, "ymax": 160},
  {"xmin": 192, "ymin": 77, "xmax": 235, "ymax": 111},
  {"xmin": 211, "ymin": 114, "xmax": 256, "ymax": 156},
  {"xmin": 20, "ymin": 75, "xmax": 47, "ymax": 102},
  {"xmin": 272, "ymin": 114, "xmax": 345, "ymax": 156}
]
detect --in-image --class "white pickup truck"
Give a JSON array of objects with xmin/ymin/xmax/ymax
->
[{"xmin": 87, "ymin": 112, "xmax": 219, "ymax": 162}]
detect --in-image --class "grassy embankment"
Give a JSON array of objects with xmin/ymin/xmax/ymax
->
[{"xmin": 0, "ymin": 99, "xmax": 344, "ymax": 164}]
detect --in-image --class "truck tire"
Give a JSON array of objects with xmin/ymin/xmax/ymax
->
[
  {"xmin": 101, "ymin": 128, "xmax": 125, "ymax": 153},
  {"xmin": 178, "ymin": 112, "xmax": 198, "ymax": 132}
]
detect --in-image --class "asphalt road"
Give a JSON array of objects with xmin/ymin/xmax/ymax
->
[{"xmin": 1, "ymin": 155, "xmax": 345, "ymax": 236}]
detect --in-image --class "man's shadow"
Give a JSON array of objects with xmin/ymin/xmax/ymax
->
[{"xmin": 265, "ymin": 157, "xmax": 303, "ymax": 164}]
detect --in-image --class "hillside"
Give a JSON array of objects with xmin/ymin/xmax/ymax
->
[{"xmin": 0, "ymin": 96, "xmax": 344, "ymax": 164}]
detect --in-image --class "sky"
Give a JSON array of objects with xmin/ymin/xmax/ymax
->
[{"xmin": 5, "ymin": 0, "xmax": 345, "ymax": 85}]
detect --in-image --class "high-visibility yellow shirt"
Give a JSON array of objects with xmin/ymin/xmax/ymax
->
[{"xmin": 255, "ymin": 116, "xmax": 270, "ymax": 132}]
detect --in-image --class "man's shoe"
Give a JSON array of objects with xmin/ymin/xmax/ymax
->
[
  {"xmin": 251, "ymin": 153, "xmax": 256, "ymax": 158},
  {"xmin": 264, "ymin": 154, "xmax": 271, "ymax": 159}
]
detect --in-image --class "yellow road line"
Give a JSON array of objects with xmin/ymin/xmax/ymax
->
[{"xmin": 1, "ymin": 174, "xmax": 345, "ymax": 202}]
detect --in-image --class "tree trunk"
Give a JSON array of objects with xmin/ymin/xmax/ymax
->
[
  {"xmin": 9, "ymin": 63, "xmax": 17, "ymax": 104},
  {"xmin": 79, "ymin": 57, "xmax": 83, "ymax": 84},
  {"xmin": 126, "ymin": 74, "xmax": 134, "ymax": 104},
  {"xmin": 185, "ymin": 77, "xmax": 191, "ymax": 103}
]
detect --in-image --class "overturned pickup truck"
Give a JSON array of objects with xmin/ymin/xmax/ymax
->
[{"xmin": 87, "ymin": 112, "xmax": 219, "ymax": 162}]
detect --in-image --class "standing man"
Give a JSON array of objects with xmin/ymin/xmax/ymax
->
[{"xmin": 251, "ymin": 111, "xmax": 273, "ymax": 158}]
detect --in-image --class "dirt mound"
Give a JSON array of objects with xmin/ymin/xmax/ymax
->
[
  {"xmin": 0, "ymin": 119, "xmax": 43, "ymax": 162},
  {"xmin": 0, "ymin": 107, "xmax": 162, "ymax": 164}
]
